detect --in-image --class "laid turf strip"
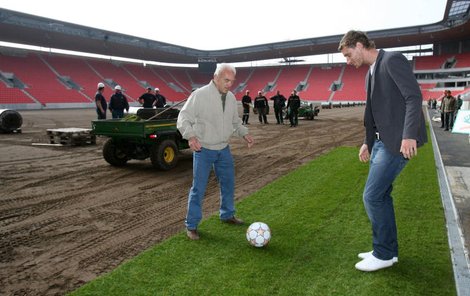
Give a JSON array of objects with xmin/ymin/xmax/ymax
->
[{"xmin": 70, "ymin": 143, "xmax": 455, "ymax": 296}]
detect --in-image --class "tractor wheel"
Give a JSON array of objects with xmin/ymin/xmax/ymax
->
[
  {"xmin": 150, "ymin": 139, "xmax": 178, "ymax": 170},
  {"xmin": 103, "ymin": 138, "xmax": 128, "ymax": 166}
]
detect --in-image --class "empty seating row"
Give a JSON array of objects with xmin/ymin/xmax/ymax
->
[{"xmin": 1, "ymin": 50, "xmax": 419, "ymax": 106}]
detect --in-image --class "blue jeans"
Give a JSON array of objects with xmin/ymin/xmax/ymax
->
[
  {"xmin": 363, "ymin": 140, "xmax": 408, "ymax": 260},
  {"xmin": 185, "ymin": 146, "xmax": 235, "ymax": 230}
]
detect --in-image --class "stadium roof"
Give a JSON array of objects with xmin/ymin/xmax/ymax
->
[{"xmin": 0, "ymin": 0, "xmax": 469, "ymax": 64}]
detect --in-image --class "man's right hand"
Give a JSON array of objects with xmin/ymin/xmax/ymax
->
[
  {"xmin": 359, "ymin": 144, "xmax": 370, "ymax": 163},
  {"xmin": 188, "ymin": 137, "xmax": 202, "ymax": 152}
]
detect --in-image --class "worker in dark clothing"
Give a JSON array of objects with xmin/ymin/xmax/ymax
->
[
  {"xmin": 242, "ymin": 90, "xmax": 252, "ymax": 125},
  {"xmin": 95, "ymin": 82, "xmax": 107, "ymax": 119},
  {"xmin": 155, "ymin": 88, "xmax": 167, "ymax": 108},
  {"xmin": 109, "ymin": 85, "xmax": 129, "ymax": 119},
  {"xmin": 254, "ymin": 91, "xmax": 269, "ymax": 124},
  {"xmin": 287, "ymin": 90, "xmax": 301, "ymax": 127},
  {"xmin": 139, "ymin": 87, "xmax": 157, "ymax": 108},
  {"xmin": 270, "ymin": 90, "xmax": 286, "ymax": 124}
]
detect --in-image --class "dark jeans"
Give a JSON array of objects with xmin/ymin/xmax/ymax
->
[
  {"xmin": 363, "ymin": 140, "xmax": 408, "ymax": 260},
  {"xmin": 111, "ymin": 109, "xmax": 125, "ymax": 119},
  {"xmin": 257, "ymin": 107, "xmax": 267, "ymax": 124},
  {"xmin": 96, "ymin": 109, "xmax": 106, "ymax": 119},
  {"xmin": 289, "ymin": 109, "xmax": 299, "ymax": 126},
  {"xmin": 274, "ymin": 107, "xmax": 283, "ymax": 124},
  {"xmin": 242, "ymin": 107, "xmax": 250, "ymax": 124},
  {"xmin": 444, "ymin": 111, "xmax": 454, "ymax": 130}
]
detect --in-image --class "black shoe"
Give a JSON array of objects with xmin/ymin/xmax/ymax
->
[{"xmin": 444, "ymin": 129, "xmax": 449, "ymax": 131}]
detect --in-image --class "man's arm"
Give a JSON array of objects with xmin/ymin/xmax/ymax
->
[
  {"xmin": 176, "ymin": 93, "xmax": 197, "ymax": 140},
  {"xmin": 387, "ymin": 53, "xmax": 423, "ymax": 141},
  {"xmin": 95, "ymin": 96, "xmax": 105, "ymax": 113}
]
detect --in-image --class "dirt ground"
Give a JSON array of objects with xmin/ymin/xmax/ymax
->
[{"xmin": 0, "ymin": 106, "xmax": 365, "ymax": 295}]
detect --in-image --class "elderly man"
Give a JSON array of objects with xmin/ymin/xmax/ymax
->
[{"xmin": 177, "ymin": 63, "xmax": 254, "ymax": 240}]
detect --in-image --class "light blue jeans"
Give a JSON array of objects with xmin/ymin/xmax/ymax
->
[
  {"xmin": 185, "ymin": 146, "xmax": 236, "ymax": 230},
  {"xmin": 363, "ymin": 140, "xmax": 408, "ymax": 260}
]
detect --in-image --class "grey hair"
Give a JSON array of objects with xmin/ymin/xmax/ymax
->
[{"xmin": 214, "ymin": 63, "xmax": 236, "ymax": 76}]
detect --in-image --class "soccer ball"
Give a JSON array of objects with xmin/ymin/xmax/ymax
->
[{"xmin": 246, "ymin": 222, "xmax": 271, "ymax": 247}]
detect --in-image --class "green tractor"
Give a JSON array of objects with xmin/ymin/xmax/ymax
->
[
  {"xmin": 285, "ymin": 101, "xmax": 320, "ymax": 120},
  {"xmin": 298, "ymin": 101, "xmax": 320, "ymax": 120},
  {"xmin": 91, "ymin": 108, "xmax": 189, "ymax": 170}
]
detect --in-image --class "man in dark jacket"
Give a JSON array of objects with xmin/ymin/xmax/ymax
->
[
  {"xmin": 339, "ymin": 30, "xmax": 427, "ymax": 272},
  {"xmin": 109, "ymin": 85, "xmax": 129, "ymax": 119},
  {"xmin": 155, "ymin": 88, "xmax": 167, "ymax": 108},
  {"xmin": 270, "ymin": 90, "xmax": 286, "ymax": 124},
  {"xmin": 254, "ymin": 91, "xmax": 269, "ymax": 124},
  {"xmin": 241, "ymin": 90, "xmax": 252, "ymax": 125},
  {"xmin": 286, "ymin": 90, "xmax": 301, "ymax": 127}
]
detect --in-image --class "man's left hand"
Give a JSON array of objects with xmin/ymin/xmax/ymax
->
[
  {"xmin": 244, "ymin": 135, "xmax": 254, "ymax": 148},
  {"xmin": 400, "ymin": 139, "xmax": 417, "ymax": 159}
]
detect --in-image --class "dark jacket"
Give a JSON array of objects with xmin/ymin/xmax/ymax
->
[
  {"xmin": 270, "ymin": 94, "xmax": 286, "ymax": 108},
  {"xmin": 155, "ymin": 93, "xmax": 166, "ymax": 108},
  {"xmin": 364, "ymin": 49, "xmax": 427, "ymax": 155},
  {"xmin": 254, "ymin": 95, "xmax": 268, "ymax": 108},
  {"xmin": 242, "ymin": 95, "xmax": 252, "ymax": 108},
  {"xmin": 109, "ymin": 92, "xmax": 129, "ymax": 111},
  {"xmin": 287, "ymin": 95, "xmax": 300, "ymax": 110}
]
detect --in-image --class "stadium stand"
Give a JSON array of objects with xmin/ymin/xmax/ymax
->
[
  {"xmin": 0, "ymin": 52, "xmax": 89, "ymax": 105},
  {"xmin": 169, "ymin": 68, "xmax": 193, "ymax": 94},
  {"xmin": 414, "ymin": 54, "xmax": 456, "ymax": 70},
  {"xmin": 1, "ymin": 48, "xmax": 470, "ymax": 108},
  {"xmin": 302, "ymin": 66, "xmax": 341, "ymax": 101},
  {"xmin": 86, "ymin": 59, "xmax": 143, "ymax": 101},
  {"xmin": 333, "ymin": 66, "xmax": 368, "ymax": 102},
  {"xmin": 42, "ymin": 54, "xmax": 108, "ymax": 100},
  {"xmin": 187, "ymin": 68, "xmax": 212, "ymax": 90},
  {"xmin": 150, "ymin": 67, "xmax": 188, "ymax": 101},
  {"xmin": 0, "ymin": 83, "xmax": 34, "ymax": 104},
  {"xmin": 272, "ymin": 65, "xmax": 311, "ymax": 98},
  {"xmin": 455, "ymin": 52, "xmax": 470, "ymax": 67},
  {"xmin": 245, "ymin": 67, "xmax": 280, "ymax": 96}
]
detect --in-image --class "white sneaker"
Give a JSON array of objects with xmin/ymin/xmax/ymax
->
[
  {"xmin": 358, "ymin": 251, "xmax": 398, "ymax": 263},
  {"xmin": 355, "ymin": 254, "xmax": 394, "ymax": 272}
]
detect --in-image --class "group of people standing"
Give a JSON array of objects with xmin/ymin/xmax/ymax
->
[
  {"xmin": 95, "ymin": 83, "xmax": 129, "ymax": 119},
  {"xmin": 137, "ymin": 87, "xmax": 167, "ymax": 109},
  {"xmin": 94, "ymin": 84, "xmax": 167, "ymax": 119},
  {"xmin": 241, "ymin": 89, "xmax": 301, "ymax": 127}
]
